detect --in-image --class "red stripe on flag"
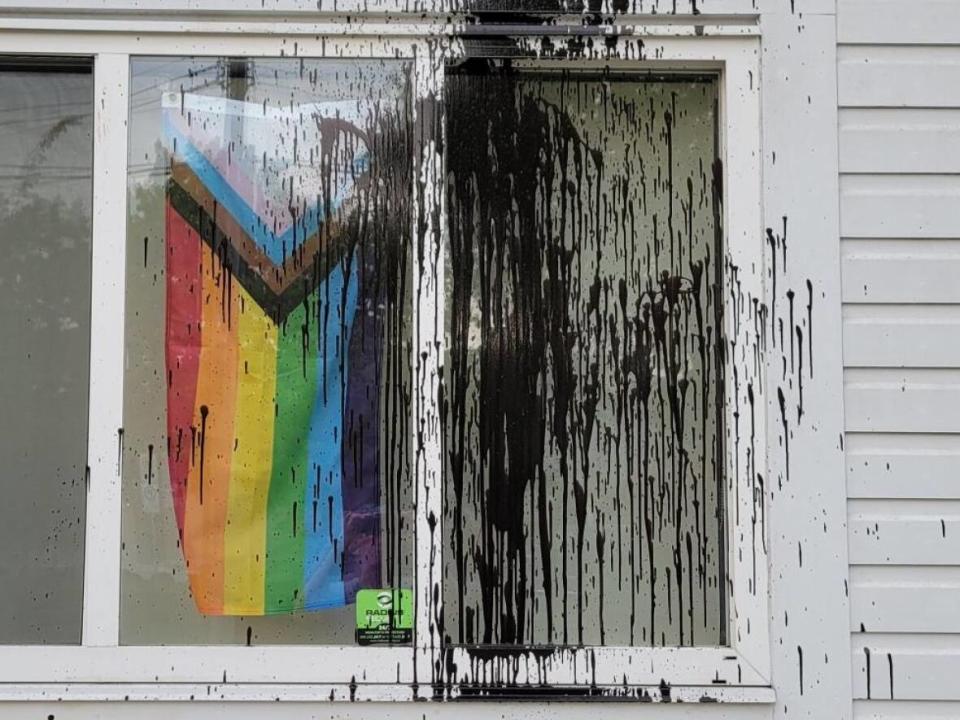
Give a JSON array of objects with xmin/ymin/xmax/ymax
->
[{"xmin": 165, "ymin": 201, "xmax": 203, "ymax": 536}]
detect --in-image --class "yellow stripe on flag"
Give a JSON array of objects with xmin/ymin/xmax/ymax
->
[{"xmin": 223, "ymin": 285, "xmax": 277, "ymax": 615}]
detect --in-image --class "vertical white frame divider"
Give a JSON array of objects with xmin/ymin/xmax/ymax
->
[
  {"xmin": 412, "ymin": 41, "xmax": 447, "ymax": 696},
  {"xmin": 82, "ymin": 51, "xmax": 129, "ymax": 648}
]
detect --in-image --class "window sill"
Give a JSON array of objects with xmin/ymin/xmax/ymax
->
[{"xmin": 0, "ymin": 683, "xmax": 776, "ymax": 704}]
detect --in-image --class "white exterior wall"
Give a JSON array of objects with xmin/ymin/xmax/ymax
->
[{"xmin": 840, "ymin": 1, "xmax": 960, "ymax": 718}]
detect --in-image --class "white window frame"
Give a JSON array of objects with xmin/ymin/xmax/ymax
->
[{"xmin": 0, "ymin": 15, "xmax": 769, "ymax": 705}]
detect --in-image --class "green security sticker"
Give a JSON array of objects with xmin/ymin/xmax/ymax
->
[{"xmin": 355, "ymin": 589, "xmax": 413, "ymax": 645}]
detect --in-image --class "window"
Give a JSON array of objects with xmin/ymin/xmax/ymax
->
[
  {"xmin": 121, "ymin": 56, "xmax": 414, "ymax": 645},
  {"xmin": 0, "ymin": 57, "xmax": 93, "ymax": 645},
  {"xmin": 442, "ymin": 67, "xmax": 725, "ymax": 649},
  {"xmin": 0, "ymin": 29, "xmax": 768, "ymax": 703}
]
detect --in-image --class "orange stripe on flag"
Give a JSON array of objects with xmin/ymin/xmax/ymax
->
[{"xmin": 183, "ymin": 246, "xmax": 239, "ymax": 615}]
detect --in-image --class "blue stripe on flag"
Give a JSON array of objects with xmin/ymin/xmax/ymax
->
[{"xmin": 302, "ymin": 251, "xmax": 359, "ymax": 609}]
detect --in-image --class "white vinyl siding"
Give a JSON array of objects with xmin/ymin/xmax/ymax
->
[{"xmin": 840, "ymin": 1, "xmax": 960, "ymax": 717}]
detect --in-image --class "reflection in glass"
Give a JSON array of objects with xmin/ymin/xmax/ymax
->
[
  {"xmin": 122, "ymin": 57, "xmax": 413, "ymax": 645},
  {"xmin": 443, "ymin": 71, "xmax": 725, "ymax": 647},
  {"xmin": 0, "ymin": 61, "xmax": 93, "ymax": 645}
]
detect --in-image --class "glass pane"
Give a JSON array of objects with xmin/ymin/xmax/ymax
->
[
  {"xmin": 122, "ymin": 57, "xmax": 414, "ymax": 645},
  {"xmin": 0, "ymin": 61, "xmax": 93, "ymax": 645},
  {"xmin": 443, "ymin": 70, "xmax": 724, "ymax": 647}
]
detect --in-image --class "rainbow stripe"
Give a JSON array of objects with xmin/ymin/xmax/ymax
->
[{"xmin": 163, "ymin": 95, "xmax": 382, "ymax": 616}]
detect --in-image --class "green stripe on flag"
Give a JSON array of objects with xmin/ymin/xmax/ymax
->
[{"xmin": 265, "ymin": 296, "xmax": 317, "ymax": 612}]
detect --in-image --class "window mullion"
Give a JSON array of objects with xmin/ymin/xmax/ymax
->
[
  {"xmin": 81, "ymin": 51, "xmax": 129, "ymax": 648},
  {"xmin": 412, "ymin": 50, "xmax": 445, "ymax": 681}
]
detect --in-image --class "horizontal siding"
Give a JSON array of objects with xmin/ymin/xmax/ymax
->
[
  {"xmin": 840, "ymin": 109, "xmax": 960, "ymax": 174},
  {"xmin": 843, "ymin": 305, "xmax": 960, "ymax": 367},
  {"xmin": 847, "ymin": 433, "xmax": 960, "ymax": 499},
  {"xmin": 850, "ymin": 566, "xmax": 960, "ymax": 634},
  {"xmin": 839, "ymin": 46, "xmax": 960, "ymax": 108},
  {"xmin": 848, "ymin": 499, "xmax": 960, "ymax": 566},
  {"xmin": 840, "ymin": 175, "xmax": 960, "ymax": 239},
  {"xmin": 854, "ymin": 701, "xmax": 960, "ymax": 720},
  {"xmin": 852, "ymin": 634, "xmax": 960, "ymax": 702},
  {"xmin": 844, "ymin": 369, "xmax": 960, "ymax": 434},
  {"xmin": 839, "ymin": 0, "xmax": 960, "ymax": 45},
  {"xmin": 839, "ymin": 3, "xmax": 960, "ymax": 713},
  {"xmin": 841, "ymin": 240, "xmax": 960, "ymax": 304}
]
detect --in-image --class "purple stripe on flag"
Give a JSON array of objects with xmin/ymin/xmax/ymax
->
[{"xmin": 341, "ymin": 251, "xmax": 383, "ymax": 603}]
